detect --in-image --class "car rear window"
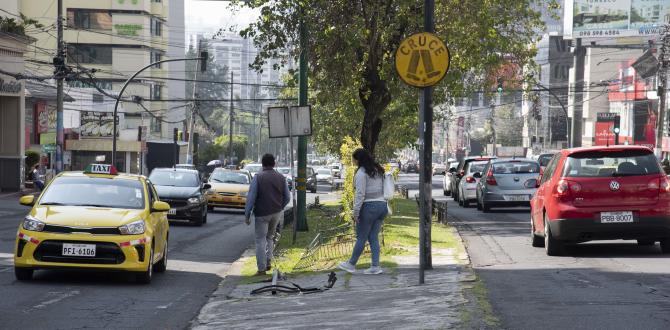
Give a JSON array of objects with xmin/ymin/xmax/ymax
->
[
  {"xmin": 538, "ymin": 154, "xmax": 553, "ymax": 167},
  {"xmin": 466, "ymin": 161, "xmax": 488, "ymax": 173},
  {"xmin": 562, "ymin": 149, "xmax": 661, "ymax": 177},
  {"xmin": 492, "ymin": 161, "xmax": 540, "ymax": 174}
]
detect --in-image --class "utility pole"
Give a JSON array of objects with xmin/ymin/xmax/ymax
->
[
  {"xmin": 656, "ymin": 26, "xmax": 670, "ymax": 157},
  {"xmin": 418, "ymin": 0, "xmax": 435, "ymax": 285},
  {"xmin": 55, "ymin": 0, "xmax": 64, "ymax": 172},
  {"xmin": 296, "ymin": 10, "xmax": 309, "ymax": 232},
  {"xmin": 186, "ymin": 40, "xmax": 206, "ymax": 164},
  {"xmin": 571, "ymin": 38, "xmax": 585, "ymax": 148},
  {"xmin": 228, "ymin": 71, "xmax": 234, "ymax": 166}
]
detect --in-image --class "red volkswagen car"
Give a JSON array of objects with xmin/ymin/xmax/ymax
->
[{"xmin": 530, "ymin": 146, "xmax": 670, "ymax": 255}]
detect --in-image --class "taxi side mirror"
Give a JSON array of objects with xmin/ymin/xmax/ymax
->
[
  {"xmin": 19, "ymin": 195, "xmax": 35, "ymax": 206},
  {"xmin": 473, "ymin": 172, "xmax": 482, "ymax": 179},
  {"xmin": 152, "ymin": 201, "xmax": 170, "ymax": 212},
  {"xmin": 203, "ymin": 183, "xmax": 212, "ymax": 190}
]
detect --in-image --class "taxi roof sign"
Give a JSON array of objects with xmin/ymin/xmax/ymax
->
[
  {"xmin": 395, "ymin": 32, "xmax": 450, "ymax": 88},
  {"xmin": 84, "ymin": 164, "xmax": 118, "ymax": 175}
]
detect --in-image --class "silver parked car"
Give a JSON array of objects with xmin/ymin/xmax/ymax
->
[
  {"xmin": 457, "ymin": 161, "xmax": 489, "ymax": 207},
  {"xmin": 475, "ymin": 158, "xmax": 540, "ymax": 212},
  {"xmin": 442, "ymin": 161, "xmax": 460, "ymax": 196}
]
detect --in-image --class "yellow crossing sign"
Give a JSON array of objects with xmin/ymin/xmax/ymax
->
[{"xmin": 395, "ymin": 32, "xmax": 450, "ymax": 88}]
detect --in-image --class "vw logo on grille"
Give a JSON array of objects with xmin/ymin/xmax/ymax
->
[{"xmin": 609, "ymin": 181, "xmax": 620, "ymax": 191}]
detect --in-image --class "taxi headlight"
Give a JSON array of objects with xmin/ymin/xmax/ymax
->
[
  {"xmin": 119, "ymin": 220, "xmax": 145, "ymax": 235},
  {"xmin": 188, "ymin": 197, "xmax": 200, "ymax": 204},
  {"xmin": 22, "ymin": 216, "xmax": 45, "ymax": 232},
  {"xmin": 239, "ymin": 191, "xmax": 248, "ymax": 197}
]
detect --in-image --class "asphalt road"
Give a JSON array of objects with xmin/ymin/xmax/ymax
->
[
  {"xmin": 446, "ymin": 192, "xmax": 670, "ymax": 329},
  {"xmin": 0, "ymin": 186, "xmax": 333, "ymax": 329},
  {"xmin": 0, "ymin": 196, "xmax": 252, "ymax": 329}
]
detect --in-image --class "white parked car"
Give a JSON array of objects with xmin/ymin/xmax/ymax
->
[
  {"xmin": 315, "ymin": 167, "xmax": 333, "ymax": 184},
  {"xmin": 243, "ymin": 163, "xmax": 262, "ymax": 177},
  {"xmin": 442, "ymin": 161, "xmax": 459, "ymax": 196},
  {"xmin": 457, "ymin": 160, "xmax": 489, "ymax": 207}
]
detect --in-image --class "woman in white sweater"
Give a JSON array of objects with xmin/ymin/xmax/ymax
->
[{"xmin": 338, "ymin": 148, "xmax": 387, "ymax": 275}]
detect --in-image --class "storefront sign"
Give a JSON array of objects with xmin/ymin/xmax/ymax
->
[
  {"xmin": 42, "ymin": 144, "xmax": 56, "ymax": 153},
  {"xmin": 0, "ymin": 78, "xmax": 21, "ymax": 94},
  {"xmin": 36, "ymin": 102, "xmax": 49, "ymax": 133},
  {"xmin": 40, "ymin": 132, "xmax": 56, "ymax": 145},
  {"xmin": 114, "ymin": 24, "xmax": 142, "ymax": 36},
  {"xmin": 80, "ymin": 111, "xmax": 118, "ymax": 138}
]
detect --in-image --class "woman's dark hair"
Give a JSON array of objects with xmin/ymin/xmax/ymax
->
[{"xmin": 352, "ymin": 148, "xmax": 384, "ymax": 178}]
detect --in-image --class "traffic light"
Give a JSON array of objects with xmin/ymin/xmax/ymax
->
[
  {"xmin": 613, "ymin": 115, "xmax": 621, "ymax": 145},
  {"xmin": 496, "ymin": 78, "xmax": 503, "ymax": 94}
]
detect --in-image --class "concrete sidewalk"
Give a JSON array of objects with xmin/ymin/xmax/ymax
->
[{"xmin": 191, "ymin": 247, "xmax": 478, "ymax": 329}]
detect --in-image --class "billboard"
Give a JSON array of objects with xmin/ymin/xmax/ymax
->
[
  {"xmin": 565, "ymin": 0, "xmax": 670, "ymax": 39},
  {"xmin": 79, "ymin": 111, "xmax": 119, "ymax": 138}
]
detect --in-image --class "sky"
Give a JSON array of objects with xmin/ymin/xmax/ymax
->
[{"xmin": 184, "ymin": 0, "xmax": 260, "ymax": 47}]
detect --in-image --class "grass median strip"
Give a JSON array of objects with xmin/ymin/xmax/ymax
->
[{"xmin": 240, "ymin": 198, "xmax": 463, "ymax": 281}]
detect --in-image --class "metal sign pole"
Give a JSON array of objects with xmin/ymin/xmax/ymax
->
[
  {"xmin": 288, "ymin": 107, "xmax": 299, "ymax": 244},
  {"xmin": 418, "ymin": 0, "xmax": 435, "ymax": 285}
]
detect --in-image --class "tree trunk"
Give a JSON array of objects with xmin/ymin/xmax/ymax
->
[{"xmin": 359, "ymin": 69, "xmax": 391, "ymax": 155}]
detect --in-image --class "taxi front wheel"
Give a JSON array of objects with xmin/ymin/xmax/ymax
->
[
  {"xmin": 136, "ymin": 245, "xmax": 154, "ymax": 284},
  {"xmin": 15, "ymin": 267, "xmax": 33, "ymax": 281}
]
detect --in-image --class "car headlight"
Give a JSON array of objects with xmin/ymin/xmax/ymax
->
[
  {"xmin": 188, "ymin": 197, "xmax": 200, "ymax": 204},
  {"xmin": 23, "ymin": 216, "xmax": 45, "ymax": 232},
  {"xmin": 239, "ymin": 191, "xmax": 248, "ymax": 197},
  {"xmin": 119, "ymin": 220, "xmax": 145, "ymax": 235}
]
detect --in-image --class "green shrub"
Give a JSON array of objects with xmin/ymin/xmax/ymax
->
[{"xmin": 339, "ymin": 136, "xmax": 360, "ymax": 222}]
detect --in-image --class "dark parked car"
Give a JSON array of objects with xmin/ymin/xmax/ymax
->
[
  {"xmin": 149, "ymin": 168, "xmax": 211, "ymax": 226},
  {"xmin": 404, "ymin": 162, "xmax": 419, "ymax": 173}
]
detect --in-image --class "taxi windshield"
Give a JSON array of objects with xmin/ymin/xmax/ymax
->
[
  {"xmin": 149, "ymin": 170, "xmax": 199, "ymax": 187},
  {"xmin": 210, "ymin": 171, "xmax": 250, "ymax": 184},
  {"xmin": 39, "ymin": 177, "xmax": 145, "ymax": 209}
]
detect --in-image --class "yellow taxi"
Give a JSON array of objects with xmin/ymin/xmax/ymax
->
[
  {"xmin": 205, "ymin": 169, "xmax": 252, "ymax": 210},
  {"xmin": 14, "ymin": 164, "xmax": 170, "ymax": 284}
]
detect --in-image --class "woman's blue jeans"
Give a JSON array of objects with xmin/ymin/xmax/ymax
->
[{"xmin": 349, "ymin": 201, "xmax": 388, "ymax": 267}]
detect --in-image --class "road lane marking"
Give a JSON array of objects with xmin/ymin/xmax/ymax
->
[{"xmin": 33, "ymin": 290, "xmax": 80, "ymax": 309}]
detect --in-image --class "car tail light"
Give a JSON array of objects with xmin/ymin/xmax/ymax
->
[
  {"xmin": 660, "ymin": 177, "xmax": 670, "ymax": 193},
  {"xmin": 485, "ymin": 168, "xmax": 497, "ymax": 185},
  {"xmin": 554, "ymin": 179, "xmax": 581, "ymax": 197},
  {"xmin": 465, "ymin": 176, "xmax": 476, "ymax": 183}
]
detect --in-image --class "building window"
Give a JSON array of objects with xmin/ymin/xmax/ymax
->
[
  {"xmin": 68, "ymin": 44, "xmax": 113, "ymax": 65},
  {"xmin": 150, "ymin": 17, "xmax": 162, "ymax": 37},
  {"xmin": 151, "ymin": 51, "xmax": 163, "ymax": 68},
  {"xmin": 151, "ymin": 117, "xmax": 162, "ymax": 133},
  {"xmin": 150, "ymin": 84, "xmax": 162, "ymax": 100},
  {"xmin": 67, "ymin": 9, "xmax": 112, "ymax": 30},
  {"xmin": 152, "ymin": 0, "xmax": 162, "ymax": 2},
  {"xmin": 92, "ymin": 94, "xmax": 104, "ymax": 103}
]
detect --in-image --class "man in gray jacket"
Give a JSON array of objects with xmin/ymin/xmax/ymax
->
[{"xmin": 244, "ymin": 154, "xmax": 290, "ymax": 275}]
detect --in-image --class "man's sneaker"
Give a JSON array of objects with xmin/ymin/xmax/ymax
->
[
  {"xmin": 337, "ymin": 261, "xmax": 356, "ymax": 273},
  {"xmin": 363, "ymin": 266, "xmax": 383, "ymax": 275}
]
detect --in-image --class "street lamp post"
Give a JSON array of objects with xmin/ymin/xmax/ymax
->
[
  {"xmin": 111, "ymin": 57, "xmax": 205, "ymax": 168},
  {"xmin": 534, "ymin": 83, "xmax": 570, "ymax": 148}
]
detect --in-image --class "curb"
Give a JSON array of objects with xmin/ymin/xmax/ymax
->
[{"xmin": 189, "ymin": 247, "xmax": 255, "ymax": 328}]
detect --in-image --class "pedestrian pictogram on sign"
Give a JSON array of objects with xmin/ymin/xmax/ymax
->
[{"xmin": 395, "ymin": 32, "xmax": 450, "ymax": 88}]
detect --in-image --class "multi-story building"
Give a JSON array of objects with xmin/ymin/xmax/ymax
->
[
  {"xmin": 21, "ymin": 0, "xmax": 185, "ymax": 173},
  {"xmin": 208, "ymin": 32, "xmax": 288, "ymax": 104}
]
